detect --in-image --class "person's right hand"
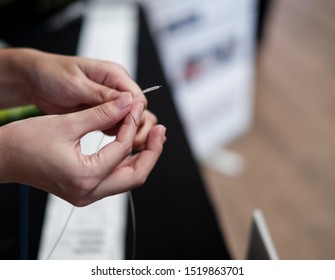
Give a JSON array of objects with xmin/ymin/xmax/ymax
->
[{"xmin": 0, "ymin": 94, "xmax": 166, "ymax": 206}]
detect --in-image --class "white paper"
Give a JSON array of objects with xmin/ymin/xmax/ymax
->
[{"xmin": 144, "ymin": 0, "xmax": 258, "ymax": 160}]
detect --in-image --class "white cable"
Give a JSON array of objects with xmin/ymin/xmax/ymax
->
[
  {"xmin": 46, "ymin": 205, "xmax": 75, "ymax": 260},
  {"xmin": 46, "ymin": 133, "xmax": 105, "ymax": 260}
]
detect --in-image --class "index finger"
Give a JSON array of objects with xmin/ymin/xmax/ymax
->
[{"xmin": 80, "ymin": 58, "xmax": 147, "ymax": 107}]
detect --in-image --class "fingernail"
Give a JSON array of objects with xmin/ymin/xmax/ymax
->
[{"xmin": 115, "ymin": 93, "xmax": 133, "ymax": 109}]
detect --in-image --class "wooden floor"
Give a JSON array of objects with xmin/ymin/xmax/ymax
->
[{"xmin": 201, "ymin": 0, "xmax": 335, "ymax": 260}]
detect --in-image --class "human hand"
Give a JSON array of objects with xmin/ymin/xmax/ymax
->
[
  {"xmin": 21, "ymin": 48, "xmax": 146, "ymax": 114},
  {"xmin": 23, "ymin": 49, "xmax": 159, "ymax": 148},
  {"xmin": 0, "ymin": 94, "xmax": 166, "ymax": 206},
  {"xmin": 0, "ymin": 48, "xmax": 142, "ymax": 110},
  {"xmin": 0, "ymin": 48, "xmax": 159, "ymax": 149},
  {"xmin": 104, "ymin": 109, "xmax": 158, "ymax": 150}
]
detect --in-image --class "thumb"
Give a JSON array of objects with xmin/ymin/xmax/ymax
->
[{"xmin": 68, "ymin": 93, "xmax": 133, "ymax": 137}]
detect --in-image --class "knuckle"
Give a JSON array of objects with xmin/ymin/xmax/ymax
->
[
  {"xmin": 96, "ymin": 86, "xmax": 115, "ymax": 101},
  {"xmin": 95, "ymin": 103, "xmax": 115, "ymax": 122},
  {"xmin": 119, "ymin": 141, "xmax": 133, "ymax": 156}
]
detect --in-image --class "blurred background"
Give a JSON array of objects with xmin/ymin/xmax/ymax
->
[
  {"xmin": 199, "ymin": 0, "xmax": 335, "ymax": 259},
  {"xmin": 0, "ymin": 0, "xmax": 335, "ymax": 260}
]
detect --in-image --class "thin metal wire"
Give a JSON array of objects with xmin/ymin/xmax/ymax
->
[
  {"xmin": 130, "ymin": 85, "xmax": 162, "ymax": 126},
  {"xmin": 143, "ymin": 85, "xmax": 162, "ymax": 94}
]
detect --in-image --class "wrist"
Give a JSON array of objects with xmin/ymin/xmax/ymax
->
[{"xmin": 0, "ymin": 48, "xmax": 42, "ymax": 107}]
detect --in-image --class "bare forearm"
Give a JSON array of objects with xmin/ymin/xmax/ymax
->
[
  {"xmin": 0, "ymin": 124, "xmax": 14, "ymax": 183},
  {"xmin": 0, "ymin": 48, "xmax": 37, "ymax": 108}
]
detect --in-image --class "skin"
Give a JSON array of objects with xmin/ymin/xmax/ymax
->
[{"xmin": 0, "ymin": 48, "xmax": 166, "ymax": 206}]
